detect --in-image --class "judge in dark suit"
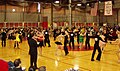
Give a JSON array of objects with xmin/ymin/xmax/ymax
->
[{"xmin": 28, "ymin": 33, "xmax": 38, "ymax": 69}]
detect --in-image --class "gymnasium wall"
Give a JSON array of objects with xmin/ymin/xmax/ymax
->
[{"xmin": 0, "ymin": 3, "xmax": 120, "ymax": 28}]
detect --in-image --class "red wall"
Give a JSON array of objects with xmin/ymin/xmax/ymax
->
[
  {"xmin": 0, "ymin": 23, "xmax": 38, "ymax": 28},
  {"xmin": 0, "ymin": 23, "xmax": 4, "ymax": 27}
]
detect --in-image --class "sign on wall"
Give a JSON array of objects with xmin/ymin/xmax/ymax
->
[
  {"xmin": 104, "ymin": 1, "xmax": 113, "ymax": 15},
  {"xmin": 91, "ymin": 3, "xmax": 98, "ymax": 16}
]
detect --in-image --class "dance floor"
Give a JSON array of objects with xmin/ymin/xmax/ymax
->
[{"xmin": 0, "ymin": 37, "xmax": 120, "ymax": 71}]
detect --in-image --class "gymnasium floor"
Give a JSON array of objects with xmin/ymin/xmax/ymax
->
[{"xmin": 0, "ymin": 37, "xmax": 120, "ymax": 71}]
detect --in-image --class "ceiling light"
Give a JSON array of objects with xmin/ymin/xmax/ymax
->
[
  {"xmin": 77, "ymin": 4, "xmax": 82, "ymax": 6},
  {"xmin": 87, "ymin": 3, "xmax": 89, "ymax": 6},
  {"xmin": 12, "ymin": 9, "xmax": 15, "ymax": 12},
  {"xmin": 99, "ymin": 1, "xmax": 101, "ymax": 3},
  {"xmin": 54, "ymin": 1, "xmax": 60, "ymax": 4}
]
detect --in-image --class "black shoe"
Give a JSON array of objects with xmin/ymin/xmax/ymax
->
[
  {"xmin": 34, "ymin": 66, "xmax": 38, "ymax": 69},
  {"xmin": 65, "ymin": 52, "xmax": 69, "ymax": 56},
  {"xmin": 91, "ymin": 59, "xmax": 95, "ymax": 61}
]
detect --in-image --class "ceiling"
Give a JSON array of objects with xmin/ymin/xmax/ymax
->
[
  {"xmin": 0, "ymin": 0, "xmax": 118, "ymax": 9},
  {"xmin": 0, "ymin": 0, "xmax": 115, "ymax": 5}
]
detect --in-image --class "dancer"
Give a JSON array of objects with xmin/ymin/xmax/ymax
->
[
  {"xmin": 109, "ymin": 29, "xmax": 120, "ymax": 63},
  {"xmin": 99, "ymin": 31, "xmax": 107, "ymax": 51},
  {"xmin": 14, "ymin": 31, "xmax": 20, "ymax": 49},
  {"xmin": 53, "ymin": 29, "xmax": 57, "ymax": 41},
  {"xmin": 55, "ymin": 33, "xmax": 64, "ymax": 55},
  {"xmin": 28, "ymin": 33, "xmax": 39, "ymax": 69},
  {"xmin": 37, "ymin": 32, "xmax": 44, "ymax": 56},
  {"xmin": 91, "ymin": 32, "xmax": 105, "ymax": 61},
  {"xmin": 85, "ymin": 30, "xmax": 90, "ymax": 50},
  {"xmin": 69, "ymin": 29, "xmax": 75, "ymax": 50},
  {"xmin": 44, "ymin": 29, "xmax": 51, "ymax": 47},
  {"xmin": 76, "ymin": 29, "xmax": 80, "ymax": 46},
  {"xmin": 64, "ymin": 31, "xmax": 69, "ymax": 56},
  {"xmin": 79, "ymin": 32, "xmax": 84, "ymax": 49}
]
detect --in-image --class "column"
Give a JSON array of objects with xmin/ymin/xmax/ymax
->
[{"xmin": 69, "ymin": 0, "xmax": 72, "ymax": 29}]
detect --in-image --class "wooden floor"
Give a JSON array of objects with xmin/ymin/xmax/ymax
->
[{"xmin": 0, "ymin": 37, "xmax": 120, "ymax": 71}]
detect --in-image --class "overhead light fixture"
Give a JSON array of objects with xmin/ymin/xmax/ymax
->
[
  {"xmin": 77, "ymin": 4, "xmax": 82, "ymax": 6},
  {"xmin": 54, "ymin": 1, "xmax": 60, "ymax": 4},
  {"xmin": 38, "ymin": 2, "xmax": 41, "ymax": 13},
  {"xmin": 12, "ymin": 9, "xmax": 15, "ymax": 12},
  {"xmin": 99, "ymin": 1, "xmax": 101, "ymax": 3},
  {"xmin": 87, "ymin": 3, "xmax": 89, "ymax": 6}
]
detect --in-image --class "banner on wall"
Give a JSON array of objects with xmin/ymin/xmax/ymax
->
[
  {"xmin": 104, "ymin": 1, "xmax": 113, "ymax": 15},
  {"xmin": 91, "ymin": 3, "xmax": 98, "ymax": 16},
  {"xmin": 26, "ymin": 3, "xmax": 37, "ymax": 13}
]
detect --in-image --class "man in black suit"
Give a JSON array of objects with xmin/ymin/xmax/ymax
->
[
  {"xmin": 69, "ymin": 29, "xmax": 75, "ymax": 50},
  {"xmin": 27, "ymin": 30, "xmax": 33, "ymax": 40},
  {"xmin": 53, "ymin": 29, "xmax": 57, "ymax": 41},
  {"xmin": 28, "ymin": 33, "xmax": 38, "ymax": 69},
  {"xmin": 91, "ymin": 32, "xmax": 105, "ymax": 61},
  {"xmin": 85, "ymin": 30, "xmax": 90, "ymax": 50},
  {"xmin": 1, "ymin": 29, "xmax": 7, "ymax": 47},
  {"xmin": 44, "ymin": 29, "xmax": 51, "ymax": 47},
  {"xmin": 64, "ymin": 31, "xmax": 69, "ymax": 56}
]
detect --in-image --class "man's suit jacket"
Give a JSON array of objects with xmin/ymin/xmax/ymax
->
[
  {"xmin": 28, "ymin": 38, "xmax": 38, "ymax": 55},
  {"xmin": 1, "ymin": 32, "xmax": 7, "ymax": 40}
]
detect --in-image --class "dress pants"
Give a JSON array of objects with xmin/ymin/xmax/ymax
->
[
  {"xmin": 91, "ymin": 44, "xmax": 102, "ymax": 61},
  {"xmin": 30, "ymin": 54, "xmax": 37, "ymax": 68},
  {"xmin": 69, "ymin": 39, "xmax": 74, "ymax": 49},
  {"xmin": 64, "ymin": 43, "xmax": 69, "ymax": 55},
  {"xmin": 2, "ymin": 39, "xmax": 6, "ymax": 47},
  {"xmin": 44, "ymin": 38, "xmax": 50, "ymax": 47},
  {"xmin": 85, "ymin": 39, "xmax": 90, "ymax": 49}
]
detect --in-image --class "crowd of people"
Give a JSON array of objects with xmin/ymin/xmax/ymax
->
[{"xmin": 0, "ymin": 25, "xmax": 120, "ymax": 71}]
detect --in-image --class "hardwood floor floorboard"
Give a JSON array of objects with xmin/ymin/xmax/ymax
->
[{"xmin": 0, "ymin": 38, "xmax": 120, "ymax": 71}]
